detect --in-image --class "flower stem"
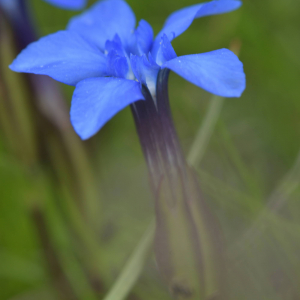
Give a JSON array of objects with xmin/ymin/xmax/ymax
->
[
  {"xmin": 103, "ymin": 220, "xmax": 155, "ymax": 300},
  {"xmin": 102, "ymin": 83, "xmax": 225, "ymax": 300},
  {"xmin": 129, "ymin": 70, "xmax": 225, "ymax": 299}
]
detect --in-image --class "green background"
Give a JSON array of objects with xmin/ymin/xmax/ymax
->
[{"xmin": 1, "ymin": 0, "xmax": 300, "ymax": 299}]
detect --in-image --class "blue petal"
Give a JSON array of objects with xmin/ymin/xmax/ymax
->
[
  {"xmin": 105, "ymin": 34, "xmax": 126, "ymax": 57},
  {"xmin": 130, "ymin": 55, "xmax": 145, "ymax": 83},
  {"xmin": 70, "ymin": 77, "xmax": 144, "ymax": 139},
  {"xmin": 43, "ymin": 0, "xmax": 86, "ymax": 10},
  {"xmin": 154, "ymin": 34, "xmax": 177, "ymax": 66},
  {"xmin": 135, "ymin": 20, "xmax": 154, "ymax": 55},
  {"xmin": 68, "ymin": 0, "xmax": 136, "ymax": 50},
  {"xmin": 9, "ymin": 31, "xmax": 107, "ymax": 86},
  {"xmin": 130, "ymin": 54, "xmax": 160, "ymax": 95},
  {"xmin": 152, "ymin": 0, "xmax": 241, "ymax": 55},
  {"xmin": 162, "ymin": 49, "xmax": 245, "ymax": 97},
  {"xmin": 106, "ymin": 50, "xmax": 129, "ymax": 78}
]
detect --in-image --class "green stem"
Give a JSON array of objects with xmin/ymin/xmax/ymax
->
[
  {"xmin": 187, "ymin": 95, "xmax": 224, "ymax": 166},
  {"xmin": 103, "ymin": 220, "xmax": 155, "ymax": 300},
  {"xmin": 218, "ymin": 122, "xmax": 261, "ymax": 197},
  {"xmin": 230, "ymin": 150, "xmax": 300, "ymax": 253}
]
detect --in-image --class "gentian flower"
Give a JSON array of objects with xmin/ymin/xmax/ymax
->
[
  {"xmin": 8, "ymin": 2, "xmax": 246, "ymax": 296},
  {"xmin": 10, "ymin": 0, "xmax": 245, "ymax": 140}
]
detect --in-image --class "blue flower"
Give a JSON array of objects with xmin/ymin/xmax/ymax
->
[{"xmin": 10, "ymin": 0, "xmax": 245, "ymax": 140}]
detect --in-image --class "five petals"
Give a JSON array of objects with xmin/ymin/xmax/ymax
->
[{"xmin": 9, "ymin": 0, "xmax": 246, "ymax": 139}]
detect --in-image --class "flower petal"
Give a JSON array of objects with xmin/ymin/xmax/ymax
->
[
  {"xmin": 154, "ymin": 34, "xmax": 177, "ymax": 66},
  {"xmin": 105, "ymin": 34, "xmax": 126, "ymax": 57},
  {"xmin": 67, "ymin": 0, "xmax": 136, "ymax": 50},
  {"xmin": 106, "ymin": 50, "xmax": 129, "ymax": 78},
  {"xmin": 130, "ymin": 53, "xmax": 160, "ymax": 95},
  {"xmin": 135, "ymin": 20, "xmax": 154, "ymax": 55},
  {"xmin": 9, "ymin": 31, "xmax": 107, "ymax": 86},
  {"xmin": 162, "ymin": 49, "xmax": 245, "ymax": 97},
  {"xmin": 152, "ymin": 0, "xmax": 241, "ymax": 55},
  {"xmin": 70, "ymin": 77, "xmax": 144, "ymax": 139},
  {"xmin": 43, "ymin": 0, "xmax": 86, "ymax": 10}
]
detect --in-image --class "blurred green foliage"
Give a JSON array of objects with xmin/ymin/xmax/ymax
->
[{"xmin": 1, "ymin": 0, "xmax": 300, "ymax": 299}]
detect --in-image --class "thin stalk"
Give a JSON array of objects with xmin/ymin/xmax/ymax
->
[
  {"xmin": 230, "ymin": 150, "xmax": 300, "ymax": 253},
  {"xmin": 187, "ymin": 95, "xmax": 224, "ymax": 166},
  {"xmin": 103, "ymin": 220, "xmax": 155, "ymax": 300},
  {"xmin": 218, "ymin": 122, "xmax": 261, "ymax": 197}
]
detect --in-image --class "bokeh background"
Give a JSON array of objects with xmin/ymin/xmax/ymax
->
[{"xmin": 1, "ymin": 0, "xmax": 300, "ymax": 299}]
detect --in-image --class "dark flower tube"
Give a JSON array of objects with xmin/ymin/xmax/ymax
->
[{"xmin": 131, "ymin": 70, "xmax": 226, "ymax": 299}]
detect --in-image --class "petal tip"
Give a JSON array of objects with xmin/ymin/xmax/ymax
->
[
  {"xmin": 9, "ymin": 59, "xmax": 24, "ymax": 73},
  {"xmin": 8, "ymin": 62, "xmax": 16, "ymax": 72}
]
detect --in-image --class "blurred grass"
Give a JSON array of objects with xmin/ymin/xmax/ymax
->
[{"xmin": 1, "ymin": 0, "xmax": 300, "ymax": 299}]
